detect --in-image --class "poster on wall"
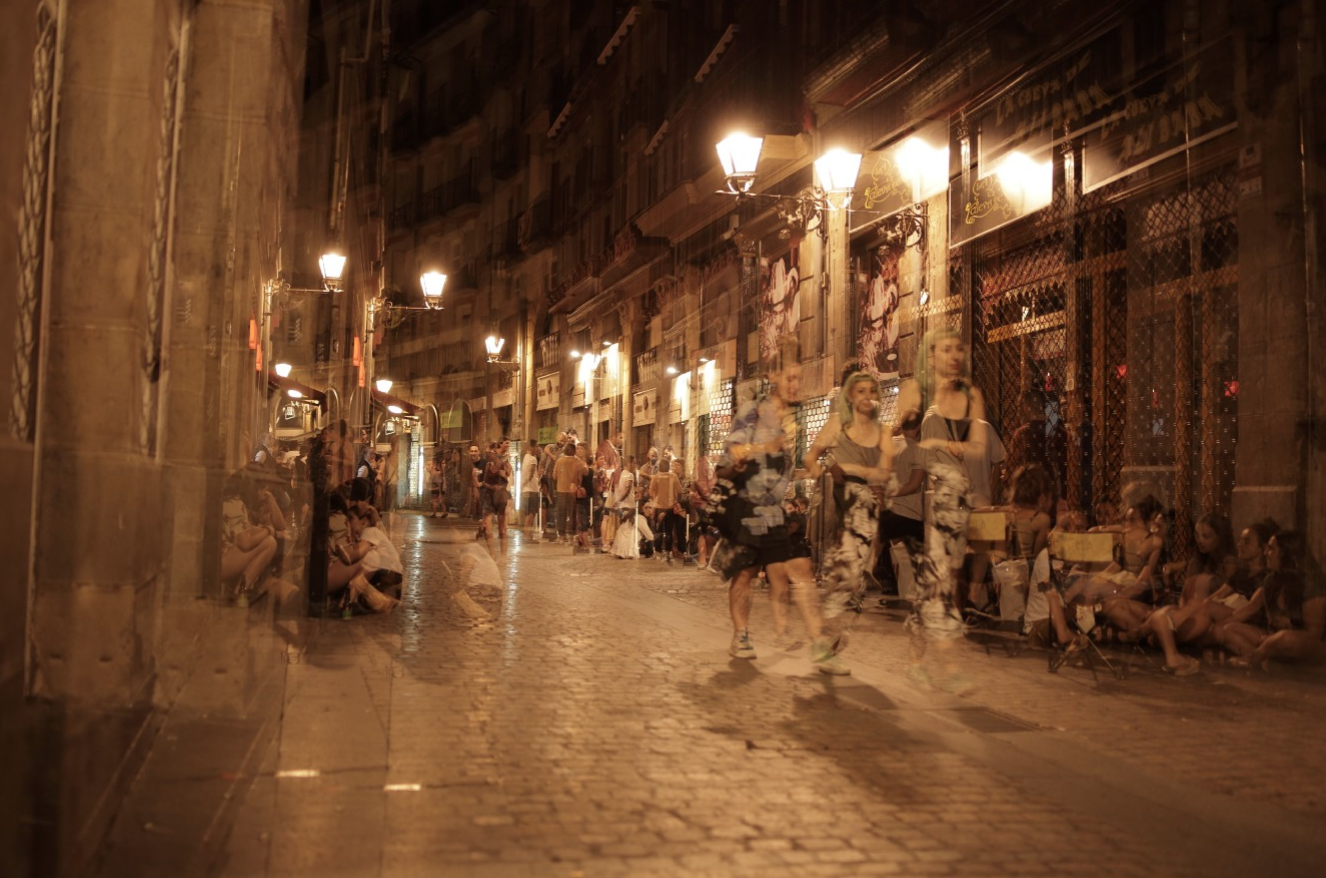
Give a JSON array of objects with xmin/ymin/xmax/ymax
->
[
  {"xmin": 632, "ymin": 390, "xmax": 657, "ymax": 426},
  {"xmin": 759, "ymin": 248, "xmax": 801, "ymax": 367},
  {"xmin": 536, "ymin": 372, "xmax": 560, "ymax": 410},
  {"xmin": 856, "ymin": 246, "xmax": 903, "ymax": 379}
]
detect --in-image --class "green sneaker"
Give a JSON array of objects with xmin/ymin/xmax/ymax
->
[{"xmin": 812, "ymin": 638, "xmax": 851, "ymax": 676}]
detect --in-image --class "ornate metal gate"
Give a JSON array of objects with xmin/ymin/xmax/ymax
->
[{"xmin": 958, "ymin": 161, "xmax": 1239, "ymax": 557}]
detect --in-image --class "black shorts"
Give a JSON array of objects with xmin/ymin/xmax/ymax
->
[
  {"xmin": 369, "ymin": 569, "xmax": 403, "ymax": 588},
  {"xmin": 753, "ymin": 540, "xmax": 793, "ymax": 567}
]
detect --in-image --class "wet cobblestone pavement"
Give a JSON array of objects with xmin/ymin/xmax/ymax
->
[{"xmin": 97, "ymin": 513, "xmax": 1326, "ymax": 878}]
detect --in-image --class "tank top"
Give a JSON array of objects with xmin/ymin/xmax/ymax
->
[
  {"xmin": 1121, "ymin": 531, "xmax": 1148, "ymax": 575},
  {"xmin": 835, "ymin": 429, "xmax": 882, "ymax": 470}
]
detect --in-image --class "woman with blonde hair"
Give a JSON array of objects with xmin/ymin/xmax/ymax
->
[
  {"xmin": 805, "ymin": 371, "xmax": 895, "ymax": 631},
  {"xmin": 894, "ymin": 326, "xmax": 987, "ymax": 693}
]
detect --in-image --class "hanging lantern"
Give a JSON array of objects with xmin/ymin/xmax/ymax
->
[
  {"xmin": 358, "ymin": 362, "xmax": 365, "ymax": 388},
  {"xmin": 255, "ymin": 345, "xmax": 263, "ymax": 372},
  {"xmin": 352, "ymin": 336, "xmax": 362, "ymax": 366},
  {"xmin": 248, "ymin": 317, "xmax": 258, "ymax": 350}
]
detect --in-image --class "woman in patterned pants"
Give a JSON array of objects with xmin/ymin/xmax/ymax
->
[
  {"xmin": 804, "ymin": 372, "xmax": 896, "ymax": 648},
  {"xmin": 896, "ymin": 328, "xmax": 987, "ymax": 694}
]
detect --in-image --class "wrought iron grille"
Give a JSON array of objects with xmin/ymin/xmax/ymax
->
[
  {"xmin": 699, "ymin": 377, "xmax": 735, "ymax": 459},
  {"xmin": 795, "ymin": 395, "xmax": 832, "ymax": 470},
  {"xmin": 957, "ymin": 161, "xmax": 1239, "ymax": 561}
]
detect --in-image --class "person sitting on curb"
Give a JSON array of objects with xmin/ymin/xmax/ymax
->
[
  {"xmin": 1215, "ymin": 531, "xmax": 1325, "ymax": 670},
  {"xmin": 339, "ymin": 503, "xmax": 402, "ymax": 613}
]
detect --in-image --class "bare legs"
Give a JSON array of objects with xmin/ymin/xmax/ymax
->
[
  {"xmin": 728, "ymin": 559, "xmax": 827, "ymax": 658},
  {"xmin": 221, "ymin": 536, "xmax": 276, "ymax": 595},
  {"xmin": 1138, "ymin": 606, "xmax": 1201, "ymax": 673}
]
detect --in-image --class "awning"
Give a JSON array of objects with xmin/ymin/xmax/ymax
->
[
  {"xmin": 268, "ymin": 371, "xmax": 325, "ymax": 404},
  {"xmin": 372, "ymin": 388, "xmax": 422, "ymax": 416}
]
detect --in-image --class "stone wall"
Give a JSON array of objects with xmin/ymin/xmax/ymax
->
[{"xmin": 1, "ymin": 1, "xmax": 308, "ymax": 875}]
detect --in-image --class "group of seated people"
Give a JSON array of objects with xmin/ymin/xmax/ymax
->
[
  {"xmin": 326, "ymin": 478, "xmax": 404, "ymax": 615},
  {"xmin": 971, "ymin": 464, "xmax": 1325, "ymax": 676},
  {"xmin": 220, "ymin": 462, "xmax": 302, "ymax": 609}
]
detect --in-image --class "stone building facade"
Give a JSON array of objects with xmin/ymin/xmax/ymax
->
[
  {"xmin": 372, "ymin": 0, "xmax": 1322, "ymax": 556},
  {"xmin": 1, "ymin": 1, "xmax": 310, "ymax": 875}
]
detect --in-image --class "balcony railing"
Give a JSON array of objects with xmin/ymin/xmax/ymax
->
[
  {"xmin": 537, "ymin": 331, "xmax": 561, "ymax": 370},
  {"xmin": 387, "ymin": 202, "xmax": 415, "ymax": 231}
]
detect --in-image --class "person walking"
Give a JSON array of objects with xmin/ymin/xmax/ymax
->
[
  {"xmin": 481, "ymin": 439, "xmax": 513, "ymax": 551},
  {"xmin": 894, "ymin": 326, "xmax": 988, "ymax": 694},
  {"xmin": 718, "ymin": 336, "xmax": 845, "ymax": 675},
  {"xmin": 804, "ymin": 372, "xmax": 895, "ymax": 637}
]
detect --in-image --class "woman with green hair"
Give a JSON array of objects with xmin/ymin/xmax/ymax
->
[
  {"xmin": 895, "ymin": 326, "xmax": 988, "ymax": 693},
  {"xmin": 804, "ymin": 371, "xmax": 896, "ymax": 649}
]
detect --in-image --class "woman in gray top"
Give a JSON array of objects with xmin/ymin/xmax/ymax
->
[
  {"xmin": 895, "ymin": 327, "xmax": 988, "ymax": 694},
  {"xmin": 805, "ymin": 372, "xmax": 896, "ymax": 650}
]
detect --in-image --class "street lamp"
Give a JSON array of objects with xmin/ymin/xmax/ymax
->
[
  {"xmin": 318, "ymin": 250, "xmax": 346, "ymax": 291},
  {"xmin": 420, "ymin": 270, "xmax": 447, "ymax": 310},
  {"xmin": 376, "ymin": 378, "xmax": 393, "ymax": 394},
  {"xmin": 813, "ymin": 149, "xmax": 863, "ymax": 196},
  {"xmin": 715, "ymin": 133, "xmax": 861, "ymax": 240},
  {"xmin": 485, "ymin": 335, "xmax": 506, "ymax": 363},
  {"xmin": 274, "ymin": 362, "xmax": 292, "ymax": 378},
  {"xmin": 716, "ymin": 133, "xmax": 763, "ymax": 195}
]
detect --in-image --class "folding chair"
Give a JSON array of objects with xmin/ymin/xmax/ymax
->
[
  {"xmin": 1046, "ymin": 531, "xmax": 1128, "ymax": 679},
  {"xmin": 965, "ymin": 510, "xmax": 1011, "ymax": 626}
]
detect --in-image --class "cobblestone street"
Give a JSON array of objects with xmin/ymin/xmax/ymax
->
[{"xmin": 95, "ymin": 514, "xmax": 1326, "ymax": 878}]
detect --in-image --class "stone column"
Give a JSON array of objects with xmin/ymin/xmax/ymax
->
[{"xmin": 1231, "ymin": 23, "xmax": 1310, "ymax": 535}]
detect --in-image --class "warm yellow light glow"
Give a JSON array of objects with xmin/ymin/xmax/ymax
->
[
  {"xmin": 375, "ymin": 378, "xmax": 393, "ymax": 393},
  {"xmin": 716, "ymin": 133, "xmax": 763, "ymax": 192},
  {"xmin": 485, "ymin": 335, "xmax": 505, "ymax": 357},
  {"xmin": 287, "ymin": 389, "xmax": 302, "ymax": 399},
  {"xmin": 893, "ymin": 136, "xmax": 950, "ymax": 202},
  {"xmin": 318, "ymin": 252, "xmax": 346, "ymax": 283},
  {"xmin": 570, "ymin": 349, "xmax": 581, "ymax": 359},
  {"xmin": 388, "ymin": 404, "xmax": 404, "ymax": 414},
  {"xmin": 991, "ymin": 151, "xmax": 1052, "ymax": 213},
  {"xmin": 274, "ymin": 362, "xmax": 292, "ymax": 378},
  {"xmin": 420, "ymin": 271, "xmax": 447, "ymax": 304},
  {"xmin": 814, "ymin": 149, "xmax": 863, "ymax": 193}
]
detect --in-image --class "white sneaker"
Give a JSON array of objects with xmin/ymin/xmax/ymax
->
[{"xmin": 729, "ymin": 630, "xmax": 756, "ymax": 659}]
